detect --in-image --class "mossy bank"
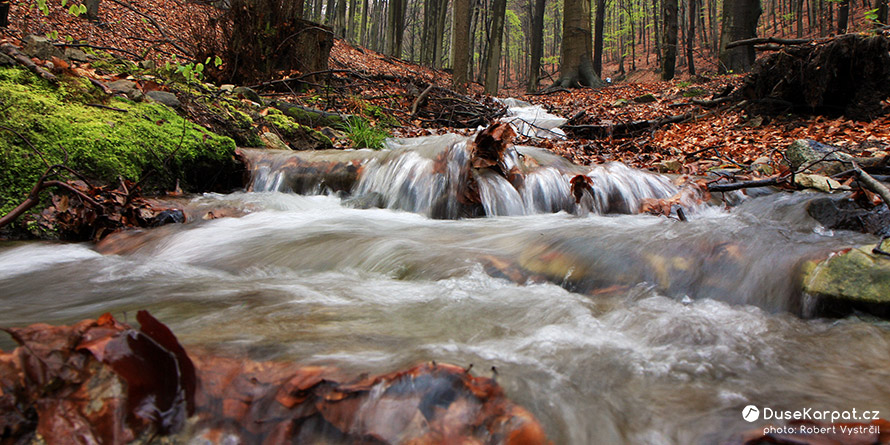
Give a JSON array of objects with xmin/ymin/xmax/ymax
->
[{"xmin": 0, "ymin": 66, "xmax": 241, "ymax": 236}]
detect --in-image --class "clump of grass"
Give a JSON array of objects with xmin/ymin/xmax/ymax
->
[{"xmin": 344, "ymin": 117, "xmax": 389, "ymax": 150}]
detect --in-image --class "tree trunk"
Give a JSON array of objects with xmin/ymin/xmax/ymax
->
[
  {"xmin": 551, "ymin": 0, "xmax": 605, "ymax": 87},
  {"xmin": 452, "ymin": 0, "xmax": 471, "ymax": 92},
  {"xmin": 85, "ymin": 0, "xmax": 100, "ymax": 21},
  {"xmin": 0, "ymin": 1, "xmax": 8, "ymax": 28},
  {"xmin": 348, "ymin": 0, "xmax": 357, "ymax": 41},
  {"xmin": 433, "ymin": 0, "xmax": 448, "ymax": 67},
  {"xmin": 653, "ymin": 0, "xmax": 662, "ymax": 65},
  {"xmin": 796, "ymin": 0, "xmax": 804, "ymax": 36},
  {"xmin": 661, "ymin": 0, "xmax": 678, "ymax": 80},
  {"xmin": 360, "ymin": 0, "xmax": 369, "ymax": 45},
  {"xmin": 335, "ymin": 0, "xmax": 347, "ymax": 37},
  {"xmin": 385, "ymin": 0, "xmax": 407, "ymax": 57},
  {"xmin": 837, "ymin": 0, "xmax": 849, "ymax": 33},
  {"xmin": 484, "ymin": 0, "xmax": 507, "ymax": 93},
  {"xmin": 878, "ymin": 0, "xmax": 889, "ymax": 25},
  {"xmin": 527, "ymin": 0, "xmax": 546, "ymax": 91},
  {"xmin": 326, "ymin": 0, "xmax": 336, "ymax": 24},
  {"xmin": 718, "ymin": 0, "xmax": 761, "ymax": 73},
  {"xmin": 593, "ymin": 0, "xmax": 606, "ymax": 75},
  {"xmin": 687, "ymin": 0, "xmax": 697, "ymax": 74}
]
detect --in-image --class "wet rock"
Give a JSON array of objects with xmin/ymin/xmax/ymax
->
[
  {"xmin": 806, "ymin": 195, "xmax": 890, "ymax": 236},
  {"xmin": 343, "ymin": 191, "xmax": 385, "ymax": 209},
  {"xmin": 793, "ymin": 173, "xmax": 848, "ymax": 192},
  {"xmin": 260, "ymin": 131, "xmax": 290, "ymax": 150},
  {"xmin": 22, "ymin": 35, "xmax": 64, "ymax": 60},
  {"xmin": 802, "ymin": 239, "xmax": 890, "ymax": 317},
  {"xmin": 785, "ymin": 139, "xmax": 854, "ymax": 175},
  {"xmin": 633, "ymin": 93, "xmax": 657, "ymax": 103},
  {"xmin": 146, "ymin": 90, "xmax": 181, "ymax": 109}
]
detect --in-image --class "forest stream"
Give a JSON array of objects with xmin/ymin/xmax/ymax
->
[{"xmin": 1, "ymin": 133, "xmax": 889, "ymax": 444}]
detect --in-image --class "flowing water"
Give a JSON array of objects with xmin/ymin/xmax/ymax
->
[{"xmin": 1, "ymin": 134, "xmax": 889, "ymax": 444}]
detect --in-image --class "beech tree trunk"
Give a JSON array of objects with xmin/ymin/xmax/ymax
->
[
  {"xmin": 687, "ymin": 0, "xmax": 697, "ymax": 75},
  {"xmin": 551, "ymin": 0, "xmax": 605, "ymax": 88},
  {"xmin": 452, "ymin": 0, "xmax": 471, "ymax": 92},
  {"xmin": 1, "ymin": 0, "xmax": 12, "ymax": 27},
  {"xmin": 385, "ymin": 0, "xmax": 406, "ymax": 57},
  {"xmin": 593, "ymin": 0, "xmax": 606, "ymax": 76},
  {"xmin": 484, "ymin": 0, "xmax": 507, "ymax": 93},
  {"xmin": 837, "ymin": 0, "xmax": 850, "ymax": 33},
  {"xmin": 527, "ymin": 0, "xmax": 546, "ymax": 91},
  {"xmin": 718, "ymin": 0, "xmax": 761, "ymax": 73},
  {"xmin": 662, "ymin": 0, "xmax": 679, "ymax": 80}
]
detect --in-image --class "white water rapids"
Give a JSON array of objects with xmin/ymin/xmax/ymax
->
[{"xmin": 1, "ymin": 134, "xmax": 889, "ymax": 444}]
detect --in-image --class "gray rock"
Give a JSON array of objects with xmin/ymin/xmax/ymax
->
[
  {"xmin": 220, "ymin": 84, "xmax": 235, "ymax": 93},
  {"xmin": 22, "ymin": 35, "xmax": 64, "ymax": 60},
  {"xmin": 145, "ymin": 90, "xmax": 181, "ymax": 109},
  {"xmin": 63, "ymin": 48, "xmax": 91, "ymax": 63},
  {"xmin": 138, "ymin": 60, "xmax": 156, "ymax": 70},
  {"xmin": 320, "ymin": 126, "xmax": 347, "ymax": 140},
  {"xmin": 108, "ymin": 79, "xmax": 138, "ymax": 95},
  {"xmin": 233, "ymin": 86, "xmax": 263, "ymax": 104},
  {"xmin": 785, "ymin": 139, "xmax": 853, "ymax": 176},
  {"xmin": 0, "ymin": 52, "xmax": 14, "ymax": 66}
]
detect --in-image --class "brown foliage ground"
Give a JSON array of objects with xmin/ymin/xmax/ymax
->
[{"xmin": 4, "ymin": 0, "xmax": 890, "ymax": 175}]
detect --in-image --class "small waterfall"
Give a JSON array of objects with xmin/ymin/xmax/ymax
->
[{"xmin": 240, "ymin": 133, "xmax": 681, "ymax": 218}]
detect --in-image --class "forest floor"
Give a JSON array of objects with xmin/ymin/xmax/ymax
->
[{"xmin": 4, "ymin": 0, "xmax": 890, "ymax": 177}]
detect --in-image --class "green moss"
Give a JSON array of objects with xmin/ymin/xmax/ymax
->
[
  {"xmin": 264, "ymin": 113, "xmax": 333, "ymax": 149},
  {"xmin": 0, "ymin": 66, "xmax": 237, "ymax": 219}
]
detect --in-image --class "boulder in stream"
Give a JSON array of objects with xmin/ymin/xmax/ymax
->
[{"xmin": 802, "ymin": 239, "xmax": 890, "ymax": 317}]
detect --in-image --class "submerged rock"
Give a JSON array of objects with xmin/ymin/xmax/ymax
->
[
  {"xmin": 802, "ymin": 239, "xmax": 890, "ymax": 317},
  {"xmin": 806, "ymin": 195, "xmax": 890, "ymax": 236}
]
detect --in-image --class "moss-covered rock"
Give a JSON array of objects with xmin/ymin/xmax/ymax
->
[
  {"xmin": 0, "ymin": 66, "xmax": 240, "ymax": 227},
  {"xmin": 263, "ymin": 112, "xmax": 332, "ymax": 150},
  {"xmin": 802, "ymin": 239, "xmax": 890, "ymax": 316}
]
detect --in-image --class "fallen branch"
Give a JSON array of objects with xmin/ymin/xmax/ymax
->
[
  {"xmin": 707, "ymin": 176, "xmax": 783, "ymax": 193},
  {"xmin": 725, "ymin": 36, "xmax": 811, "ymax": 48},
  {"xmin": 853, "ymin": 160, "xmax": 890, "ymax": 210},
  {"xmin": 87, "ymin": 103, "xmax": 128, "ymax": 112},
  {"xmin": 0, "ymin": 44, "xmax": 58, "ymax": 83},
  {"xmin": 0, "ymin": 166, "xmax": 101, "ymax": 229},
  {"xmin": 410, "ymin": 84, "xmax": 434, "ymax": 117}
]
